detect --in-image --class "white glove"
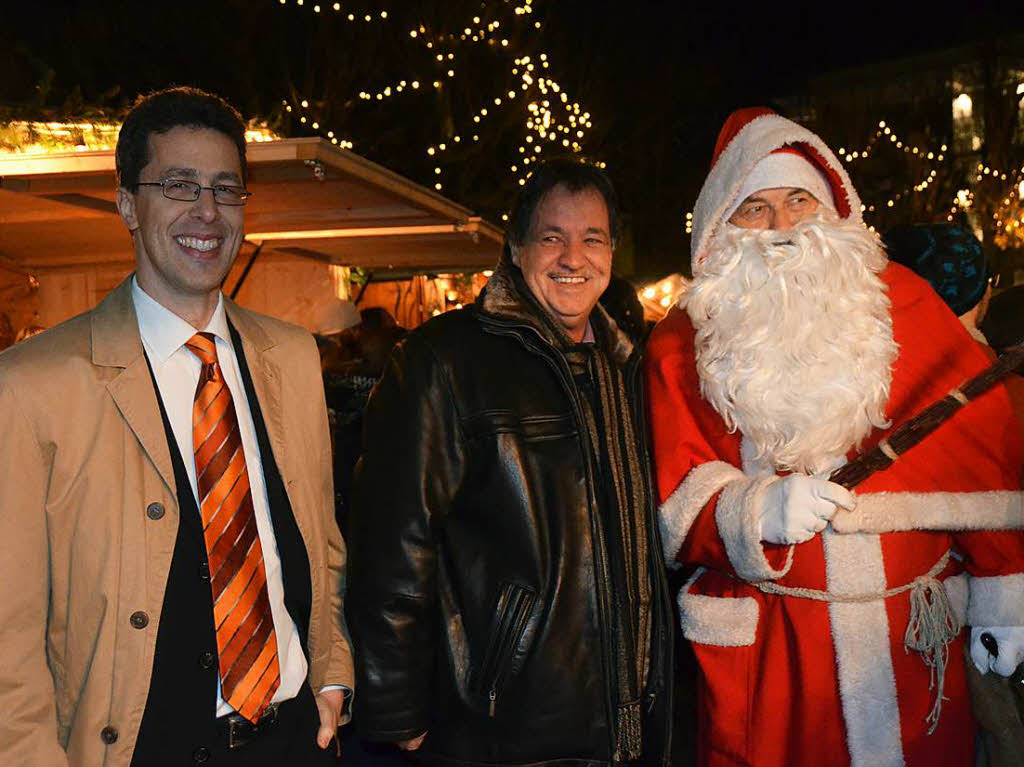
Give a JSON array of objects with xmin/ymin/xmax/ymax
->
[
  {"xmin": 970, "ymin": 626, "xmax": 1024, "ymax": 677},
  {"xmin": 758, "ymin": 474, "xmax": 856, "ymax": 544}
]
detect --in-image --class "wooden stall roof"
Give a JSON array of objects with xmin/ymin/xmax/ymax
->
[{"xmin": 0, "ymin": 137, "xmax": 503, "ymax": 273}]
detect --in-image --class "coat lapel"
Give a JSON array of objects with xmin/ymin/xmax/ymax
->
[{"xmin": 92, "ymin": 278, "xmax": 177, "ymax": 496}]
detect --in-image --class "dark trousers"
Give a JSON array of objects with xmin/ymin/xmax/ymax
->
[
  {"xmin": 201, "ymin": 684, "xmax": 337, "ymax": 767},
  {"xmin": 186, "ymin": 684, "xmax": 333, "ymax": 765},
  {"xmin": 338, "ymin": 726, "xmax": 419, "ymax": 766}
]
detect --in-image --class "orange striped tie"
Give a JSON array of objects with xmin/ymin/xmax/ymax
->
[{"xmin": 185, "ymin": 332, "xmax": 280, "ymax": 723}]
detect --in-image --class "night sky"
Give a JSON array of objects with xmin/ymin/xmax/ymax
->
[{"xmin": 2, "ymin": 0, "xmax": 1022, "ymax": 274}]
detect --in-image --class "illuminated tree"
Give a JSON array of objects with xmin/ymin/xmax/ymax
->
[{"xmin": 272, "ymin": 0, "xmax": 601, "ymax": 221}]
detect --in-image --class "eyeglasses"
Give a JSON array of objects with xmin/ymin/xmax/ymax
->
[{"xmin": 135, "ymin": 179, "xmax": 252, "ymax": 206}]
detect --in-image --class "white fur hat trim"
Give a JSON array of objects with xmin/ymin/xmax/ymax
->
[{"xmin": 727, "ymin": 151, "xmax": 836, "ymax": 222}]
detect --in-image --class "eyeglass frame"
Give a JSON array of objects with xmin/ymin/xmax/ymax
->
[{"xmin": 134, "ymin": 178, "xmax": 253, "ymax": 206}]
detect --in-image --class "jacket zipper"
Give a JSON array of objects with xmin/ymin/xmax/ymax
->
[
  {"xmin": 477, "ymin": 582, "xmax": 536, "ymax": 717},
  {"xmin": 479, "ymin": 316, "xmax": 619, "ymax": 752}
]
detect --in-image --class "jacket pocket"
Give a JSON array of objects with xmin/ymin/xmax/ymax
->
[
  {"xmin": 678, "ymin": 567, "xmax": 759, "ymax": 647},
  {"xmin": 472, "ymin": 581, "xmax": 537, "ymax": 717},
  {"xmin": 461, "ymin": 410, "xmax": 576, "ymax": 443}
]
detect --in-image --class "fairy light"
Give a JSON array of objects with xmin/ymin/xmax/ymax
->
[
  {"xmin": 837, "ymin": 119, "xmax": 951, "ymax": 215},
  {"xmin": 277, "ymin": 1, "xmax": 601, "ymax": 202},
  {"xmin": 975, "ymin": 157, "xmax": 1024, "ymax": 241},
  {"xmin": 0, "ymin": 119, "xmax": 279, "ymax": 156},
  {"xmin": 280, "ymin": 0, "xmax": 389, "ymax": 22},
  {"xmin": 284, "ymin": 98, "xmax": 355, "ymax": 149}
]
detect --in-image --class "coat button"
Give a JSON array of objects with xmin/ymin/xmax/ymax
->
[
  {"xmin": 193, "ymin": 746, "xmax": 211, "ymax": 763},
  {"xmin": 100, "ymin": 726, "xmax": 118, "ymax": 744},
  {"xmin": 146, "ymin": 502, "xmax": 165, "ymax": 520},
  {"xmin": 199, "ymin": 651, "xmax": 216, "ymax": 670},
  {"xmin": 198, "ymin": 561, "xmax": 210, "ymax": 581},
  {"xmin": 129, "ymin": 611, "xmax": 149, "ymax": 629}
]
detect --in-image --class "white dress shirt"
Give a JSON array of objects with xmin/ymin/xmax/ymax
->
[{"xmin": 132, "ymin": 278, "xmax": 308, "ymax": 717}]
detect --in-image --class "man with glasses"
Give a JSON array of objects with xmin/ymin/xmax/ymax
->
[{"xmin": 0, "ymin": 87, "xmax": 353, "ymax": 766}]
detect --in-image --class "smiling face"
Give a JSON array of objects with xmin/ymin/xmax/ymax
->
[
  {"xmin": 116, "ymin": 126, "xmax": 246, "ymax": 326},
  {"xmin": 511, "ymin": 184, "xmax": 613, "ymax": 342},
  {"xmin": 728, "ymin": 187, "xmax": 819, "ymax": 231}
]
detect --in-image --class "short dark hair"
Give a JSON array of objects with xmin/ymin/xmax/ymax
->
[
  {"xmin": 116, "ymin": 86, "xmax": 247, "ymax": 189},
  {"xmin": 505, "ymin": 158, "xmax": 619, "ymax": 253}
]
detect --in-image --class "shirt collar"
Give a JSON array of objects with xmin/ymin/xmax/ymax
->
[{"xmin": 131, "ymin": 276, "xmax": 230, "ymax": 365}]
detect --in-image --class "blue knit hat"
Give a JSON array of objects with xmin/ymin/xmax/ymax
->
[{"xmin": 883, "ymin": 224, "xmax": 990, "ymax": 316}]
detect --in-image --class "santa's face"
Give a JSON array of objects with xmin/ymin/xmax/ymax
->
[
  {"xmin": 728, "ymin": 187, "xmax": 819, "ymax": 231},
  {"xmin": 685, "ymin": 214, "xmax": 897, "ymax": 475}
]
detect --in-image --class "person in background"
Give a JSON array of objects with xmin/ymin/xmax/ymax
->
[
  {"xmin": 885, "ymin": 223, "xmax": 1024, "ymax": 766},
  {"xmin": 358, "ymin": 305, "xmax": 398, "ymax": 331},
  {"xmin": 646, "ymin": 107, "xmax": 1024, "ymax": 767},
  {"xmin": 981, "ymin": 283, "xmax": 1024, "ymax": 355},
  {"xmin": 600, "ymin": 275, "xmax": 650, "ymax": 345},
  {"xmin": 346, "ymin": 158, "xmax": 674, "ymax": 766}
]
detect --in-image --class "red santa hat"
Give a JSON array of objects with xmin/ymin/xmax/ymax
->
[{"xmin": 691, "ymin": 107, "xmax": 862, "ymax": 275}]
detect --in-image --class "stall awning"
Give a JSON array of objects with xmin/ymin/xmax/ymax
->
[{"xmin": 0, "ymin": 137, "xmax": 503, "ymax": 273}]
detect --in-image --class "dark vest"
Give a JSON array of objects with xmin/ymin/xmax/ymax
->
[{"xmin": 131, "ymin": 324, "xmax": 313, "ymax": 766}]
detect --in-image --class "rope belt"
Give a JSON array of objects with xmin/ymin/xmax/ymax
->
[{"xmin": 751, "ymin": 549, "xmax": 959, "ymax": 734}]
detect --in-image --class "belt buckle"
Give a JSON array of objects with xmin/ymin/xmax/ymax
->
[{"xmin": 227, "ymin": 703, "xmax": 280, "ymax": 751}]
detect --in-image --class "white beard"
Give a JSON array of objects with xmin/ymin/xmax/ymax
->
[{"xmin": 684, "ymin": 215, "xmax": 898, "ymax": 476}]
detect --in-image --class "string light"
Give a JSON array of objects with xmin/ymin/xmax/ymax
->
[
  {"xmin": 279, "ymin": 0, "xmax": 389, "ymax": 22},
  {"xmin": 276, "ymin": 0, "xmax": 602, "ymax": 200},
  {"xmin": 975, "ymin": 158, "xmax": 1024, "ymax": 240},
  {"xmin": 835, "ymin": 119, "xmax": 949, "ymax": 213},
  {"xmin": 283, "ymin": 98, "xmax": 355, "ymax": 149},
  {"xmin": 0, "ymin": 119, "xmax": 278, "ymax": 156}
]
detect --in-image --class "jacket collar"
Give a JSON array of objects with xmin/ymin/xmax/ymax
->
[
  {"xmin": 89, "ymin": 275, "xmax": 279, "ymax": 499},
  {"xmin": 90, "ymin": 276, "xmax": 276, "ymax": 370},
  {"xmin": 90, "ymin": 276, "xmax": 145, "ymax": 369},
  {"xmin": 477, "ymin": 253, "xmax": 635, "ymax": 367}
]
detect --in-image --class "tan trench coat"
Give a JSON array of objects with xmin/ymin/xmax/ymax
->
[{"xmin": 0, "ymin": 278, "xmax": 354, "ymax": 766}]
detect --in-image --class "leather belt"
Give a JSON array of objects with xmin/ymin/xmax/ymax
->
[{"xmin": 216, "ymin": 702, "xmax": 281, "ymax": 750}]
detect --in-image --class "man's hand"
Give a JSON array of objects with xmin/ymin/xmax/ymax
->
[
  {"xmin": 759, "ymin": 474, "xmax": 856, "ymax": 544},
  {"xmin": 970, "ymin": 626, "xmax": 1024, "ymax": 677},
  {"xmin": 398, "ymin": 732, "xmax": 428, "ymax": 751},
  {"xmin": 314, "ymin": 688, "xmax": 344, "ymax": 751}
]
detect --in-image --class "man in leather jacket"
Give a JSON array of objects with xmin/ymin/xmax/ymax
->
[{"xmin": 346, "ymin": 159, "xmax": 674, "ymax": 766}]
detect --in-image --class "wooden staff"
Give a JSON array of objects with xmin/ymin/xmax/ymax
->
[{"xmin": 829, "ymin": 344, "xmax": 1024, "ymax": 490}]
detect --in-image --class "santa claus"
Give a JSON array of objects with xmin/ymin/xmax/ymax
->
[{"xmin": 645, "ymin": 107, "xmax": 1024, "ymax": 767}]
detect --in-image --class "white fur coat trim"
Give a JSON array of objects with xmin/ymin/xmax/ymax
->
[
  {"xmin": 944, "ymin": 573, "xmax": 970, "ymax": 626},
  {"xmin": 677, "ymin": 567, "xmax": 759, "ymax": 647},
  {"xmin": 715, "ymin": 474, "xmax": 795, "ymax": 582},
  {"xmin": 691, "ymin": 113, "xmax": 863, "ymax": 276},
  {"xmin": 657, "ymin": 461, "xmax": 744, "ymax": 563},
  {"xmin": 831, "ymin": 490, "xmax": 1024, "ymax": 534},
  {"xmin": 967, "ymin": 573, "xmax": 1024, "ymax": 626},
  {"xmin": 822, "ymin": 529, "xmax": 905, "ymax": 766}
]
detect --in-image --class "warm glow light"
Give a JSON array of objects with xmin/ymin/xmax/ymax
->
[
  {"xmin": 247, "ymin": 223, "xmax": 488, "ymax": 243},
  {"xmin": 953, "ymin": 94, "xmax": 973, "ymax": 120}
]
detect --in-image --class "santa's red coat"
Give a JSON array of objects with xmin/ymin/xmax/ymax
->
[{"xmin": 645, "ymin": 262, "xmax": 1024, "ymax": 767}]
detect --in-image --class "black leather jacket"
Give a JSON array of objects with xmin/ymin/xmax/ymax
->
[{"xmin": 347, "ymin": 265, "xmax": 673, "ymax": 766}]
